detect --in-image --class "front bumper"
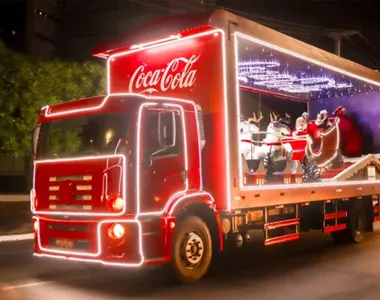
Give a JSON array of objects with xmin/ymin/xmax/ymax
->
[
  {"xmin": 33, "ymin": 215, "xmax": 176, "ymax": 267},
  {"xmin": 33, "ymin": 216, "xmax": 143, "ymax": 267}
]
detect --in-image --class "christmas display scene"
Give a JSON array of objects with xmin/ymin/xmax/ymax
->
[{"xmin": 237, "ymin": 34, "xmax": 380, "ymax": 186}]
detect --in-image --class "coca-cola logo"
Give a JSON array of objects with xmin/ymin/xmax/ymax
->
[{"xmin": 128, "ymin": 54, "xmax": 200, "ymax": 94}]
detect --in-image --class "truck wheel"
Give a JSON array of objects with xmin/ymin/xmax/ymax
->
[
  {"xmin": 171, "ymin": 216, "xmax": 212, "ymax": 283},
  {"xmin": 331, "ymin": 200, "xmax": 366, "ymax": 244}
]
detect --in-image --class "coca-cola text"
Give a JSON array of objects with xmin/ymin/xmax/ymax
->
[{"xmin": 128, "ymin": 55, "xmax": 200, "ymax": 94}]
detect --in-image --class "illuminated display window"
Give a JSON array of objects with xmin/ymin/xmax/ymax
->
[{"xmin": 235, "ymin": 33, "xmax": 380, "ymax": 188}]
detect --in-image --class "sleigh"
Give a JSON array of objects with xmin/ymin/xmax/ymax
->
[
  {"xmin": 304, "ymin": 118, "xmax": 340, "ymax": 166},
  {"xmin": 282, "ymin": 117, "xmax": 340, "ymax": 167}
]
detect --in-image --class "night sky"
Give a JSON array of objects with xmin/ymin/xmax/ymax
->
[
  {"xmin": 0, "ymin": 0, "xmax": 379, "ymax": 70},
  {"xmin": 218, "ymin": 0, "xmax": 380, "ymax": 70}
]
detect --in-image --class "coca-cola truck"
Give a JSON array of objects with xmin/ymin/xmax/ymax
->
[{"xmin": 31, "ymin": 9, "xmax": 380, "ymax": 282}]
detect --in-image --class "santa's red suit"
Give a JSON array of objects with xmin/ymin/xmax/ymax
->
[
  {"xmin": 290, "ymin": 122, "xmax": 318, "ymax": 138},
  {"xmin": 333, "ymin": 106, "xmax": 363, "ymax": 157}
]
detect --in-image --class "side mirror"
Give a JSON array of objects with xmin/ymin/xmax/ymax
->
[
  {"xmin": 158, "ymin": 111, "xmax": 176, "ymax": 149},
  {"xmin": 158, "ymin": 111, "xmax": 165, "ymax": 148},
  {"xmin": 31, "ymin": 125, "xmax": 41, "ymax": 158}
]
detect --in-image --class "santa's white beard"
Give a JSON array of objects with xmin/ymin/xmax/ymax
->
[{"xmin": 297, "ymin": 124, "xmax": 306, "ymax": 131}]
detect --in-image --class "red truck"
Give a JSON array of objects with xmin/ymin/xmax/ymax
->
[{"xmin": 31, "ymin": 9, "xmax": 380, "ymax": 283}]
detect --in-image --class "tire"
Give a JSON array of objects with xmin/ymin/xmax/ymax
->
[
  {"xmin": 331, "ymin": 200, "xmax": 366, "ymax": 244},
  {"xmin": 170, "ymin": 215, "xmax": 212, "ymax": 283}
]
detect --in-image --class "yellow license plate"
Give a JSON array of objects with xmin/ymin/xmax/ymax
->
[{"xmin": 55, "ymin": 239, "xmax": 74, "ymax": 249}]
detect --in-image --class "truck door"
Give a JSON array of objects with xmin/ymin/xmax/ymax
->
[{"xmin": 139, "ymin": 104, "xmax": 187, "ymax": 213}]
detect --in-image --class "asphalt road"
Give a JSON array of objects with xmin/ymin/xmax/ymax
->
[
  {"xmin": 0, "ymin": 202, "xmax": 31, "ymax": 235},
  {"xmin": 1, "ymin": 229, "xmax": 380, "ymax": 300}
]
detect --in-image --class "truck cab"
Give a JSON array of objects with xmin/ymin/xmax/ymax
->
[{"xmin": 32, "ymin": 94, "xmax": 214, "ymax": 269}]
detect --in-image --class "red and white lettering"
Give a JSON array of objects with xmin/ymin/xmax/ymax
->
[{"xmin": 128, "ymin": 55, "xmax": 200, "ymax": 94}]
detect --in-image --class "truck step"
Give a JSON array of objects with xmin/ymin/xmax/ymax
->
[
  {"xmin": 264, "ymin": 233, "xmax": 299, "ymax": 246},
  {"xmin": 264, "ymin": 218, "xmax": 299, "ymax": 230},
  {"xmin": 323, "ymin": 223, "xmax": 347, "ymax": 233},
  {"xmin": 264, "ymin": 218, "xmax": 299, "ymax": 246},
  {"xmin": 324, "ymin": 211, "xmax": 347, "ymax": 220},
  {"xmin": 323, "ymin": 201, "xmax": 347, "ymax": 234}
]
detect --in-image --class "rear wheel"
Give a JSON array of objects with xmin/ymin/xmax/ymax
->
[
  {"xmin": 331, "ymin": 200, "xmax": 366, "ymax": 244},
  {"xmin": 170, "ymin": 216, "xmax": 212, "ymax": 283}
]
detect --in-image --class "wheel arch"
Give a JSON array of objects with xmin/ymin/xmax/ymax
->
[{"xmin": 168, "ymin": 192, "xmax": 224, "ymax": 254}]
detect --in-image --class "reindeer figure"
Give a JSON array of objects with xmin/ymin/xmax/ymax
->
[
  {"xmin": 261, "ymin": 112, "xmax": 295, "ymax": 175},
  {"xmin": 240, "ymin": 111, "xmax": 264, "ymax": 160},
  {"xmin": 263, "ymin": 112, "xmax": 292, "ymax": 144}
]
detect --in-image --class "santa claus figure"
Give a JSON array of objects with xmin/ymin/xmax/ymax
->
[
  {"xmin": 333, "ymin": 106, "xmax": 363, "ymax": 157},
  {"xmin": 302, "ymin": 112, "xmax": 309, "ymax": 122},
  {"xmin": 315, "ymin": 109, "xmax": 332, "ymax": 130},
  {"xmin": 291, "ymin": 116, "xmax": 308, "ymax": 137}
]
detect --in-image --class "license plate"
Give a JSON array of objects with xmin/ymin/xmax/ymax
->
[{"xmin": 55, "ymin": 239, "xmax": 74, "ymax": 249}]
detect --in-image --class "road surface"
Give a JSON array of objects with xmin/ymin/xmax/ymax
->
[{"xmin": 1, "ymin": 230, "xmax": 380, "ymax": 300}]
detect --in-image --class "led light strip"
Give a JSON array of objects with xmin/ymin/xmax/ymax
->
[
  {"xmin": 220, "ymin": 30, "xmax": 231, "ymax": 211},
  {"xmin": 130, "ymin": 34, "xmax": 181, "ymax": 49},
  {"xmin": 103, "ymin": 163, "xmax": 122, "ymax": 200},
  {"xmin": 32, "ymin": 154, "xmax": 127, "ymax": 216},
  {"xmin": 34, "ymin": 217, "xmax": 144, "ymax": 266},
  {"xmin": 167, "ymin": 191, "xmax": 216, "ymax": 216},
  {"xmin": 234, "ymin": 33, "xmax": 246, "ymax": 190}
]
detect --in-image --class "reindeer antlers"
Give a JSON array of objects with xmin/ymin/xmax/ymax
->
[
  {"xmin": 248, "ymin": 111, "xmax": 263, "ymax": 123},
  {"xmin": 270, "ymin": 112, "xmax": 279, "ymax": 122}
]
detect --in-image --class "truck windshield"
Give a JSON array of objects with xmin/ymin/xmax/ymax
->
[{"xmin": 37, "ymin": 113, "xmax": 128, "ymax": 159}]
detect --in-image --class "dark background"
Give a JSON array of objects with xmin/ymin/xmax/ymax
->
[{"xmin": 0, "ymin": 0, "xmax": 379, "ymax": 68}]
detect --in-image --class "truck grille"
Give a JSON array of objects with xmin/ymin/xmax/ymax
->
[
  {"xmin": 38, "ymin": 219, "xmax": 98, "ymax": 255},
  {"xmin": 48, "ymin": 175, "xmax": 94, "ymax": 211},
  {"xmin": 33, "ymin": 155, "xmax": 126, "ymax": 214}
]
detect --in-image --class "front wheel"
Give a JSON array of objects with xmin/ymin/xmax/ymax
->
[{"xmin": 171, "ymin": 216, "xmax": 212, "ymax": 283}]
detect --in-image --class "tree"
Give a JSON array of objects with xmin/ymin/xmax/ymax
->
[{"xmin": 0, "ymin": 42, "xmax": 106, "ymax": 155}]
